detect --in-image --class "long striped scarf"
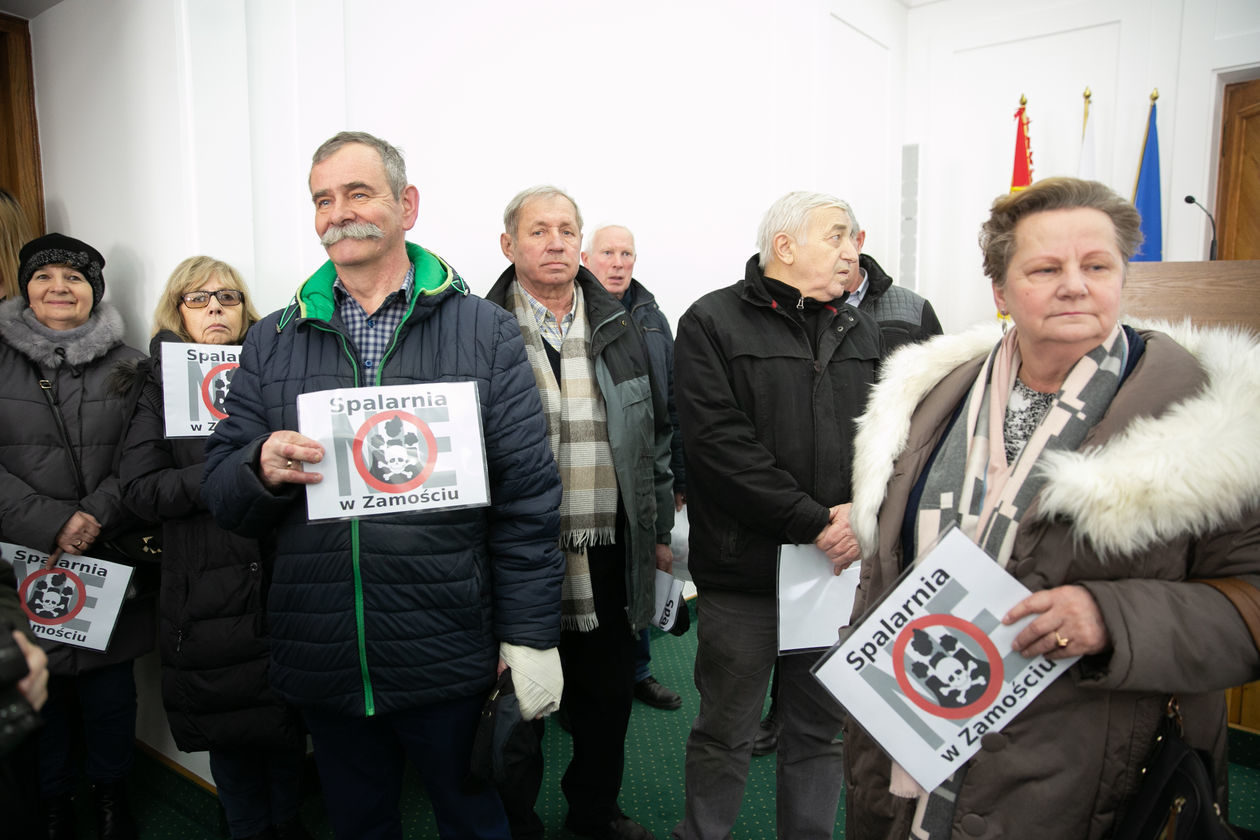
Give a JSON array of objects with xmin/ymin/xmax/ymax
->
[
  {"xmin": 901, "ymin": 323, "xmax": 1127, "ymax": 839},
  {"xmin": 508, "ymin": 281, "xmax": 618, "ymax": 632}
]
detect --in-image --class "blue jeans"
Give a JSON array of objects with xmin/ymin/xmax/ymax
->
[
  {"xmin": 209, "ymin": 746, "xmax": 305, "ymax": 838},
  {"xmin": 634, "ymin": 629, "xmax": 652, "ymax": 683},
  {"xmin": 302, "ymin": 695, "xmax": 510, "ymax": 840},
  {"xmin": 38, "ymin": 659, "xmax": 137, "ymax": 796}
]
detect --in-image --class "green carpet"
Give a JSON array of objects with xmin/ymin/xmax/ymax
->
[{"xmin": 114, "ymin": 601, "xmax": 1260, "ymax": 837}]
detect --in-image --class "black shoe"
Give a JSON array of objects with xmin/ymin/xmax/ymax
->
[
  {"xmin": 93, "ymin": 781, "xmax": 136, "ymax": 840},
  {"xmin": 42, "ymin": 793, "xmax": 77, "ymax": 840},
  {"xmin": 634, "ymin": 676, "xmax": 682, "ymax": 710},
  {"xmin": 751, "ymin": 709, "xmax": 780, "ymax": 756},
  {"xmin": 566, "ymin": 813, "xmax": 657, "ymax": 840}
]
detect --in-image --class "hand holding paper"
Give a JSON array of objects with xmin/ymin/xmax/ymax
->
[
  {"xmin": 815, "ymin": 503, "xmax": 859, "ymax": 573},
  {"xmin": 260, "ymin": 430, "xmax": 324, "ymax": 490},
  {"xmin": 1004, "ymin": 584, "xmax": 1111, "ymax": 659}
]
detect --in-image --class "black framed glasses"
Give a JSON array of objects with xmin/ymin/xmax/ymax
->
[{"xmin": 181, "ymin": 289, "xmax": 244, "ymax": 308}]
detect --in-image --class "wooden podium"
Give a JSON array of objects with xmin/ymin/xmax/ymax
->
[{"xmin": 1125, "ymin": 260, "xmax": 1260, "ymax": 730}]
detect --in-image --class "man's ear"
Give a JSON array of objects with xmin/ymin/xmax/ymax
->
[
  {"xmin": 400, "ymin": 185, "xmax": 420, "ymax": 230},
  {"xmin": 580, "ymin": 251, "xmax": 590, "ymax": 267},
  {"xmin": 500, "ymin": 232, "xmax": 515, "ymax": 262},
  {"xmin": 854, "ymin": 229, "xmax": 866, "ymax": 252},
  {"xmin": 773, "ymin": 232, "xmax": 796, "ymax": 265}
]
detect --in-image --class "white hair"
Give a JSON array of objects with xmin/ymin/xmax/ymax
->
[
  {"xmin": 756, "ymin": 191, "xmax": 856, "ymax": 269},
  {"xmin": 583, "ymin": 224, "xmax": 635, "ymax": 254}
]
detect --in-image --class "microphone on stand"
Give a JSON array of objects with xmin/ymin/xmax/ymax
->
[{"xmin": 1184, "ymin": 195, "xmax": 1218, "ymax": 260}]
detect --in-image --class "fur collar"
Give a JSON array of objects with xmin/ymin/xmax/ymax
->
[
  {"xmin": 852, "ymin": 320, "xmax": 1260, "ymax": 559},
  {"xmin": 0, "ymin": 296, "xmax": 127, "ymax": 368}
]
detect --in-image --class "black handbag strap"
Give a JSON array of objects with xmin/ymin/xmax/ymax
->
[{"xmin": 29, "ymin": 358, "xmax": 88, "ymax": 500}]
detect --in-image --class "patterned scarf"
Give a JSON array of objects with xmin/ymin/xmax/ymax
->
[
  {"xmin": 507, "ymin": 280, "xmax": 618, "ymax": 632},
  {"xmin": 901, "ymin": 323, "xmax": 1128, "ymax": 839}
]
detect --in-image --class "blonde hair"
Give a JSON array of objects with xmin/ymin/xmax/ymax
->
[
  {"xmin": 0, "ymin": 190, "xmax": 35, "ymax": 301},
  {"xmin": 151, "ymin": 256, "xmax": 261, "ymax": 342}
]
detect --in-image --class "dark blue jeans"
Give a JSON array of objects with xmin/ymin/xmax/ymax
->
[
  {"xmin": 209, "ymin": 745, "xmax": 306, "ymax": 838},
  {"xmin": 38, "ymin": 659, "xmax": 137, "ymax": 796},
  {"xmin": 301, "ymin": 695, "xmax": 510, "ymax": 840},
  {"xmin": 635, "ymin": 628, "xmax": 652, "ymax": 683}
]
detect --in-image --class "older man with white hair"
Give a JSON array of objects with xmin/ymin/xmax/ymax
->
[
  {"xmin": 673, "ymin": 192, "xmax": 884, "ymax": 839},
  {"xmin": 582, "ymin": 223, "xmax": 686, "ymax": 712}
]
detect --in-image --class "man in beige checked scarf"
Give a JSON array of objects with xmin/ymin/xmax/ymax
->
[{"xmin": 485, "ymin": 186, "xmax": 676, "ymax": 840}]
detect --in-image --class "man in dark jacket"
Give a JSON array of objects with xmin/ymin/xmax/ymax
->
[
  {"xmin": 673, "ymin": 191, "xmax": 882, "ymax": 839},
  {"xmin": 486, "ymin": 188, "xmax": 674, "ymax": 840},
  {"xmin": 581, "ymin": 223, "xmax": 684, "ymax": 712},
  {"xmin": 203, "ymin": 132, "xmax": 565, "ymax": 840},
  {"xmin": 841, "ymin": 205, "xmax": 943, "ymax": 353}
]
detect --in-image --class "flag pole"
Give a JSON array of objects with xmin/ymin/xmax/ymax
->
[
  {"xmin": 1134, "ymin": 88, "xmax": 1159, "ymax": 198},
  {"xmin": 1082, "ymin": 87, "xmax": 1091, "ymax": 141}
]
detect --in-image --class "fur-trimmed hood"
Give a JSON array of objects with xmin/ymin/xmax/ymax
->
[
  {"xmin": 851, "ymin": 320, "xmax": 1260, "ymax": 559},
  {"xmin": 0, "ymin": 295, "xmax": 128, "ymax": 368}
]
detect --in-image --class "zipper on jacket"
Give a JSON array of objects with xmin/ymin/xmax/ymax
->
[{"xmin": 309, "ymin": 321, "xmax": 377, "ymax": 717}]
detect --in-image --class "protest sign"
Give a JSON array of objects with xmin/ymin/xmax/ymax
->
[
  {"xmin": 297, "ymin": 381, "xmax": 490, "ymax": 521},
  {"xmin": 3, "ymin": 543, "xmax": 133, "ymax": 652},
  {"xmin": 811, "ymin": 527, "xmax": 1077, "ymax": 791},
  {"xmin": 161, "ymin": 342, "xmax": 243, "ymax": 437}
]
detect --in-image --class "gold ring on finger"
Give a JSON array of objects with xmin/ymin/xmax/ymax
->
[{"xmin": 1054, "ymin": 632, "xmax": 1069, "ymax": 649}]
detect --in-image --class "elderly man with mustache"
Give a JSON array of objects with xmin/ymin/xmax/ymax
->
[{"xmin": 203, "ymin": 132, "xmax": 565, "ymax": 840}]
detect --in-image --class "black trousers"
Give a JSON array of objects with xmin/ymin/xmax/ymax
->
[{"xmin": 500, "ymin": 539, "xmax": 637, "ymax": 838}]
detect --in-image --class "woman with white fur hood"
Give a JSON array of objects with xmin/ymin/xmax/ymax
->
[{"xmin": 841, "ymin": 177, "xmax": 1260, "ymax": 840}]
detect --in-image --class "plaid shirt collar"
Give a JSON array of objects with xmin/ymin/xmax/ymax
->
[
  {"xmin": 517, "ymin": 279, "xmax": 578, "ymax": 352},
  {"xmin": 333, "ymin": 264, "xmax": 415, "ymax": 376}
]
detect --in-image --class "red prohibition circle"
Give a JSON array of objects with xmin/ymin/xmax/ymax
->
[
  {"xmin": 352, "ymin": 410, "xmax": 439, "ymax": 494},
  {"xmin": 200, "ymin": 362, "xmax": 240, "ymax": 420},
  {"xmin": 891, "ymin": 614, "xmax": 1004, "ymax": 720},
  {"xmin": 18, "ymin": 566, "xmax": 88, "ymax": 626}
]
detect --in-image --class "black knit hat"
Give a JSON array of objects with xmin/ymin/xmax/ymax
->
[{"xmin": 18, "ymin": 233, "xmax": 106, "ymax": 305}]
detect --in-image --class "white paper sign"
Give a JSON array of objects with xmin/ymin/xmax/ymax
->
[
  {"xmin": 811, "ymin": 527, "xmax": 1078, "ymax": 792},
  {"xmin": 2, "ymin": 542, "xmax": 134, "ymax": 652},
  {"xmin": 297, "ymin": 382, "xmax": 491, "ymax": 521},
  {"xmin": 161, "ymin": 342, "xmax": 243, "ymax": 437},
  {"xmin": 653, "ymin": 569, "xmax": 686, "ymax": 632},
  {"xmin": 778, "ymin": 544, "xmax": 861, "ymax": 653}
]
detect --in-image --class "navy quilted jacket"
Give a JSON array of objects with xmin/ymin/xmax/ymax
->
[{"xmin": 203, "ymin": 243, "xmax": 563, "ymax": 717}]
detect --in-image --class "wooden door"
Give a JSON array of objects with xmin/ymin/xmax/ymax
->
[
  {"xmin": 1216, "ymin": 78, "xmax": 1260, "ymax": 260},
  {"xmin": 0, "ymin": 12, "xmax": 43, "ymax": 233}
]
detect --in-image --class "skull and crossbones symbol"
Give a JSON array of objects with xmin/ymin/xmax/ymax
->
[
  {"xmin": 907, "ymin": 628, "xmax": 990, "ymax": 707},
  {"xmin": 368, "ymin": 417, "xmax": 422, "ymax": 484}
]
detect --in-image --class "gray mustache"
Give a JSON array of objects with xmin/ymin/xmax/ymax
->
[{"xmin": 321, "ymin": 222, "xmax": 386, "ymax": 247}]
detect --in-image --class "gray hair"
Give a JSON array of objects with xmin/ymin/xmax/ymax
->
[
  {"xmin": 979, "ymin": 177, "xmax": 1142, "ymax": 288},
  {"xmin": 756, "ymin": 191, "xmax": 856, "ymax": 269},
  {"xmin": 311, "ymin": 131, "xmax": 407, "ymax": 199},
  {"xmin": 503, "ymin": 185, "xmax": 583, "ymax": 239},
  {"xmin": 583, "ymin": 224, "xmax": 635, "ymax": 254}
]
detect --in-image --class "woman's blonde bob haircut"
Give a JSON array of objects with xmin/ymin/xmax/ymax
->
[{"xmin": 151, "ymin": 256, "xmax": 262, "ymax": 343}]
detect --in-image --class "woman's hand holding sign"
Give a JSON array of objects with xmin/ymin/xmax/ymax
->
[{"xmin": 260, "ymin": 430, "xmax": 325, "ymax": 491}]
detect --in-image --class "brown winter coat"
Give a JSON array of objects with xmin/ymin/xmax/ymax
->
[{"xmin": 843, "ymin": 324, "xmax": 1260, "ymax": 840}]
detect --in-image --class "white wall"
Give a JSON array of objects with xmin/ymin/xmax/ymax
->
[
  {"xmin": 26, "ymin": 0, "xmax": 911, "ymax": 783},
  {"xmin": 905, "ymin": 0, "xmax": 1260, "ymax": 331},
  {"xmin": 23, "ymin": 0, "xmax": 1260, "ymax": 783}
]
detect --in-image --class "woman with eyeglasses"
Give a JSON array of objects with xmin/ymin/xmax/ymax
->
[{"xmin": 119, "ymin": 257, "xmax": 311, "ymax": 840}]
